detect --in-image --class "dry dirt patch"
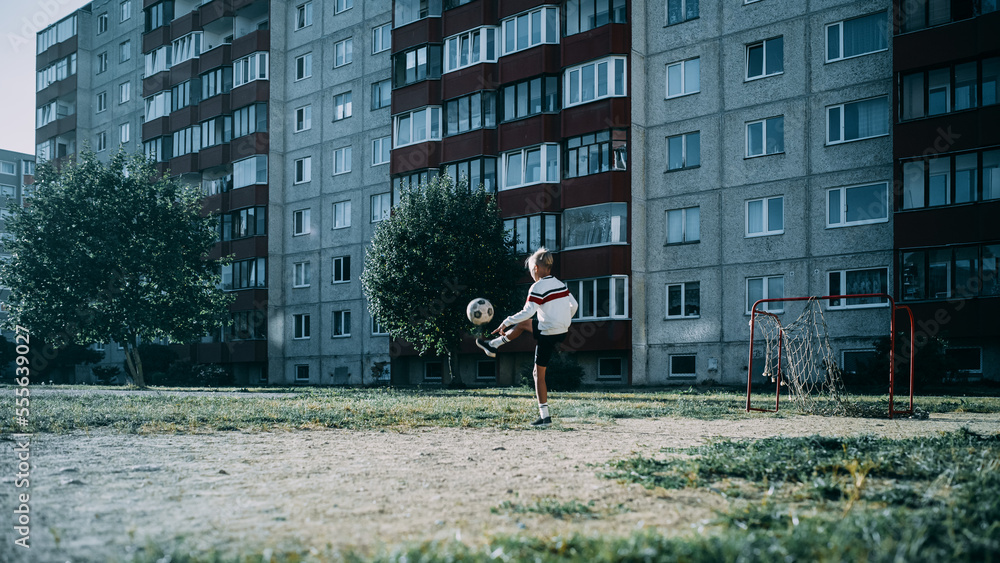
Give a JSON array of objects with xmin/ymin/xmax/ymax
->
[{"xmin": 2, "ymin": 413, "xmax": 997, "ymax": 562}]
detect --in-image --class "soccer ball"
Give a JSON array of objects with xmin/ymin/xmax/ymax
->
[{"xmin": 466, "ymin": 298, "xmax": 494, "ymax": 325}]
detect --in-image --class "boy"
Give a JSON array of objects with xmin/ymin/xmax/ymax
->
[{"xmin": 476, "ymin": 247, "xmax": 578, "ymax": 427}]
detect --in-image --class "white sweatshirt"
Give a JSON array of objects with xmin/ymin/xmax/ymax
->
[{"xmin": 501, "ymin": 276, "xmax": 579, "ymax": 335}]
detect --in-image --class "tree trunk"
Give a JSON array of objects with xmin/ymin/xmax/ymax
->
[
  {"xmin": 122, "ymin": 337, "xmax": 146, "ymax": 389},
  {"xmin": 446, "ymin": 349, "xmax": 465, "ymax": 389}
]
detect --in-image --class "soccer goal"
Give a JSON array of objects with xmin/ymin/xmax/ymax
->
[{"xmin": 745, "ymin": 293, "xmax": 915, "ymax": 418}]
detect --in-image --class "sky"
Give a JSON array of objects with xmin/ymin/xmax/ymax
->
[{"xmin": 0, "ymin": 0, "xmax": 92, "ymax": 156}]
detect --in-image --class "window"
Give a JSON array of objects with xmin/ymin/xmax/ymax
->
[
  {"xmin": 293, "ymin": 314, "xmax": 310, "ymax": 339},
  {"xmin": 293, "ymin": 262, "xmax": 311, "ymax": 288},
  {"xmin": 563, "ymin": 203, "xmax": 626, "ymax": 249},
  {"xmin": 902, "ymin": 244, "xmax": 1000, "ymax": 301},
  {"xmin": 172, "ymin": 125, "xmax": 201, "ymax": 157},
  {"xmin": 901, "ymin": 58, "xmax": 1000, "ymax": 120},
  {"xmin": 371, "ymin": 193, "xmax": 391, "ymax": 222},
  {"xmin": 334, "ymin": 92, "xmax": 353, "ymax": 120},
  {"xmin": 669, "ymin": 355, "xmax": 696, "ymax": 378},
  {"xmin": 233, "ymin": 155, "xmax": 267, "ymax": 188},
  {"xmin": 501, "ymin": 6, "xmax": 559, "ymax": 55},
  {"xmin": 120, "ymin": 122, "xmax": 130, "ymax": 144},
  {"xmin": 336, "ymin": 0, "xmax": 353, "ymax": 13},
  {"xmin": 667, "ymin": 132, "xmax": 700, "ymax": 170},
  {"xmin": 477, "ymin": 360, "xmax": 497, "ymax": 380},
  {"xmin": 746, "ymin": 37, "xmax": 783, "ymax": 80},
  {"xmin": 228, "ymin": 310, "xmax": 268, "ymax": 342},
  {"xmin": 373, "ymin": 23, "xmax": 392, "ymax": 53},
  {"xmin": 747, "ymin": 276, "xmax": 784, "ymax": 313},
  {"xmin": 96, "ymin": 131, "xmax": 107, "ymax": 152},
  {"xmin": 294, "ymin": 156, "xmax": 311, "ymax": 184},
  {"xmin": 827, "ymin": 182, "xmax": 888, "ymax": 227},
  {"xmin": 333, "ymin": 255, "xmax": 351, "ymax": 283},
  {"xmin": 501, "ymin": 76, "xmax": 559, "ymax": 121},
  {"xmin": 201, "ymin": 68, "xmax": 233, "ymax": 99},
  {"xmin": 144, "ymin": 92, "xmax": 170, "ymax": 122},
  {"xmin": 36, "ymin": 14, "xmax": 76, "ymax": 54},
  {"xmin": 22, "ymin": 161, "xmax": 34, "ymax": 176},
  {"xmin": 444, "ymin": 27, "xmax": 499, "ymax": 72},
  {"xmin": 372, "ymin": 79, "xmax": 392, "ymax": 109},
  {"xmin": 143, "ymin": 137, "xmax": 171, "ymax": 162},
  {"xmin": 445, "ymin": 92, "xmax": 496, "ymax": 135},
  {"xmin": 392, "ymin": 45, "xmax": 442, "ymax": 87},
  {"xmin": 505, "ymin": 213, "xmax": 558, "ymax": 254},
  {"xmin": 335, "ymin": 38, "xmax": 353, "ymax": 67},
  {"xmin": 900, "ymin": 0, "xmax": 968, "ymax": 32},
  {"xmin": 564, "ymin": 56, "xmax": 627, "ymax": 107},
  {"xmin": 295, "ymin": 53, "xmax": 312, "ymax": 80},
  {"xmin": 392, "ymin": 170, "xmax": 439, "ymax": 198},
  {"xmin": 295, "ymin": 2, "xmax": 313, "ymax": 29},
  {"xmin": 902, "ymin": 150, "xmax": 1000, "ymax": 209},
  {"xmin": 121, "ymin": 0, "xmax": 131, "ymax": 22},
  {"xmin": 295, "ymin": 364, "xmax": 309, "ymax": 382},
  {"xmin": 424, "ymin": 361, "xmax": 443, "ymax": 381},
  {"xmin": 827, "ymin": 97, "xmax": 888, "ymax": 144},
  {"xmin": 36, "ymin": 53, "xmax": 77, "ymax": 91},
  {"xmin": 233, "ymin": 103, "xmax": 267, "ymax": 138},
  {"xmin": 98, "ymin": 52, "xmax": 108, "ymax": 74},
  {"xmin": 665, "ymin": 207, "xmax": 699, "ymax": 244},
  {"xmin": 97, "ymin": 92, "xmax": 107, "ymax": 112},
  {"xmin": 666, "ymin": 58, "xmax": 699, "ymax": 98},
  {"xmin": 295, "ymin": 105, "xmax": 312, "ymax": 132},
  {"xmin": 565, "ymin": 0, "xmax": 627, "ymax": 34},
  {"xmin": 333, "ymin": 310, "xmax": 351, "ymax": 337},
  {"xmin": 826, "ymin": 13, "xmax": 887, "ymax": 62},
  {"xmin": 746, "ymin": 196, "xmax": 783, "ymax": 237},
  {"xmin": 221, "ymin": 257, "xmax": 267, "ymax": 290},
  {"xmin": 746, "ymin": 116, "xmax": 784, "ymax": 157},
  {"xmin": 568, "ymin": 276, "xmax": 629, "ymax": 320},
  {"xmin": 234, "ymin": 52, "xmax": 268, "ymax": 87},
  {"xmin": 0, "ymin": 162, "xmax": 14, "ymax": 176},
  {"xmin": 597, "ymin": 358, "xmax": 624, "ymax": 380},
  {"xmin": 828, "ymin": 268, "xmax": 888, "ymax": 308},
  {"xmin": 395, "ymin": 0, "xmax": 442, "ymax": 28},
  {"xmin": 666, "ymin": 282, "xmax": 700, "ymax": 318},
  {"xmin": 443, "ymin": 157, "xmax": 497, "ymax": 191},
  {"xmin": 293, "ymin": 209, "xmax": 310, "ymax": 235},
  {"xmin": 501, "ymin": 144, "xmax": 560, "ymax": 189},
  {"xmin": 666, "ymin": 0, "xmax": 698, "ymax": 26},
  {"xmin": 119, "ymin": 81, "xmax": 131, "ymax": 103},
  {"xmin": 565, "ymin": 130, "xmax": 628, "ymax": 178},
  {"xmin": 219, "ymin": 207, "xmax": 266, "ymax": 240},
  {"xmin": 947, "ymin": 348, "xmax": 983, "ymax": 378},
  {"xmin": 171, "ymin": 80, "xmax": 197, "ymax": 111},
  {"xmin": 334, "ymin": 147, "xmax": 352, "ymax": 175},
  {"xmin": 172, "ymin": 32, "xmax": 202, "ymax": 64},
  {"xmin": 841, "ymin": 350, "xmax": 878, "ymax": 377},
  {"xmin": 120, "ymin": 40, "xmax": 131, "ymax": 63},
  {"xmin": 98, "ymin": 13, "xmax": 108, "ymax": 34},
  {"xmin": 394, "ymin": 107, "xmax": 442, "ymax": 147},
  {"xmin": 333, "ymin": 200, "xmax": 351, "ymax": 228},
  {"xmin": 372, "ymin": 136, "xmax": 391, "ymax": 166},
  {"xmin": 145, "ymin": 2, "xmax": 173, "ymax": 32},
  {"xmin": 144, "ymin": 46, "xmax": 169, "ymax": 76}
]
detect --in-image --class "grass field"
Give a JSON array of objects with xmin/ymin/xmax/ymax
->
[{"xmin": 3, "ymin": 385, "xmax": 999, "ymax": 562}]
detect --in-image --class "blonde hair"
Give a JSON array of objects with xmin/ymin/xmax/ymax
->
[{"xmin": 525, "ymin": 247, "xmax": 554, "ymax": 271}]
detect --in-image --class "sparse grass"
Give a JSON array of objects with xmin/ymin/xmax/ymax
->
[
  {"xmin": 2, "ymin": 385, "xmax": 998, "ymax": 434},
  {"xmin": 491, "ymin": 497, "xmax": 599, "ymax": 519}
]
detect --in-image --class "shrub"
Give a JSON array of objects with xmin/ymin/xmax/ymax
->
[
  {"xmin": 91, "ymin": 365, "xmax": 124, "ymax": 385},
  {"xmin": 519, "ymin": 353, "xmax": 584, "ymax": 391}
]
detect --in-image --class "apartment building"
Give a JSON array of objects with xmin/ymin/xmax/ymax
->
[
  {"xmin": 0, "ymin": 149, "xmax": 35, "ymax": 337},
  {"xmin": 893, "ymin": 0, "xmax": 1000, "ymax": 381}
]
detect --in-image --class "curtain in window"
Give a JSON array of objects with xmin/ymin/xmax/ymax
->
[
  {"xmin": 902, "ymin": 73, "xmax": 925, "ymax": 120},
  {"xmin": 928, "ymin": 0, "xmax": 950, "ymax": 26},
  {"xmin": 846, "ymin": 97, "xmax": 887, "ymax": 140},
  {"xmin": 843, "ymin": 13, "xmax": 885, "ymax": 58},
  {"xmin": 983, "ymin": 58, "xmax": 999, "ymax": 106},
  {"xmin": 984, "ymin": 151, "xmax": 1000, "ymax": 200}
]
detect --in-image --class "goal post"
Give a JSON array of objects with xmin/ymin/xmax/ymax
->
[{"xmin": 745, "ymin": 293, "xmax": 916, "ymax": 419}]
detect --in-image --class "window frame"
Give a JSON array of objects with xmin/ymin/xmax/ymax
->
[
  {"xmin": 292, "ymin": 313, "xmax": 311, "ymax": 339},
  {"xmin": 567, "ymin": 275, "xmax": 630, "ymax": 320},
  {"xmin": 393, "ymin": 107, "xmax": 443, "ymax": 148},
  {"xmin": 333, "ymin": 146, "xmax": 352, "ymax": 175},
  {"xmin": 371, "ymin": 192, "xmax": 391, "ymax": 222},
  {"xmin": 745, "ymin": 116, "xmax": 784, "ymax": 157},
  {"xmin": 826, "ymin": 96, "xmax": 889, "ymax": 145},
  {"xmin": 294, "ymin": 364, "xmax": 309, "ymax": 382},
  {"xmin": 334, "ymin": 91, "xmax": 353, "ymax": 121},
  {"xmin": 665, "ymin": 206, "xmax": 700, "ymax": 245},
  {"xmin": 333, "ymin": 200, "xmax": 352, "ymax": 229},
  {"xmin": 120, "ymin": 40, "xmax": 131, "ymax": 63},
  {"xmin": 292, "ymin": 208, "xmax": 310, "ymax": 236},
  {"xmin": 233, "ymin": 52, "xmax": 269, "ymax": 88},
  {"xmin": 745, "ymin": 36, "xmax": 783, "ymax": 81},
  {"xmin": 504, "ymin": 212, "xmax": 559, "ymax": 254},
  {"xmin": 827, "ymin": 182, "xmax": 889, "ymax": 228},
  {"xmin": 746, "ymin": 275, "xmax": 784, "ymax": 313},
  {"xmin": 665, "ymin": 281, "xmax": 700, "ymax": 319},
  {"xmin": 827, "ymin": 267, "xmax": 890, "ymax": 309},
  {"xmin": 500, "ymin": 143, "xmax": 560, "ymax": 190},
  {"xmin": 372, "ymin": 23, "xmax": 392, "ymax": 54},
  {"xmin": 371, "ymin": 78, "xmax": 392, "ymax": 110},
  {"xmin": 372, "ymin": 136, "xmax": 391, "ymax": 166},
  {"xmin": 501, "ymin": 6, "xmax": 559, "ymax": 56},
  {"xmin": 295, "ymin": 2, "xmax": 313, "ymax": 30},
  {"xmin": 745, "ymin": 195, "xmax": 784, "ymax": 237},
  {"xmin": 333, "ymin": 255, "xmax": 351, "ymax": 283},
  {"xmin": 825, "ymin": 13, "xmax": 888, "ymax": 63},
  {"xmin": 294, "ymin": 105, "xmax": 312, "ymax": 132},
  {"xmin": 563, "ymin": 56, "xmax": 628, "ymax": 108},
  {"xmin": 335, "ymin": 0, "xmax": 353, "ymax": 14},
  {"xmin": 668, "ymin": 354, "xmax": 697, "ymax": 378},
  {"xmin": 444, "ymin": 26, "xmax": 499, "ymax": 73},
  {"xmin": 666, "ymin": 131, "xmax": 700, "ymax": 171},
  {"xmin": 445, "ymin": 91, "xmax": 496, "ymax": 136},
  {"xmin": 292, "ymin": 261, "xmax": 311, "ymax": 288},
  {"xmin": 334, "ymin": 38, "xmax": 354, "ymax": 67},
  {"xmin": 332, "ymin": 310, "xmax": 351, "ymax": 338},
  {"xmin": 561, "ymin": 203, "xmax": 625, "ymax": 250},
  {"xmin": 665, "ymin": 0, "xmax": 698, "ymax": 26},
  {"xmin": 665, "ymin": 57, "xmax": 700, "ymax": 98},
  {"xmin": 294, "ymin": 52, "xmax": 312, "ymax": 81},
  {"xmin": 293, "ymin": 156, "xmax": 312, "ymax": 184}
]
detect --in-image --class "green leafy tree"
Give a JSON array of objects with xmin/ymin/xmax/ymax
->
[
  {"xmin": 0, "ymin": 149, "xmax": 233, "ymax": 388},
  {"xmin": 361, "ymin": 175, "xmax": 522, "ymax": 384}
]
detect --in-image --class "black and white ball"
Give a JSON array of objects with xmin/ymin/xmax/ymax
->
[{"xmin": 466, "ymin": 298, "xmax": 494, "ymax": 325}]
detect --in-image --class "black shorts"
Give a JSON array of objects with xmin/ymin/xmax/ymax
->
[{"xmin": 532, "ymin": 318, "xmax": 566, "ymax": 367}]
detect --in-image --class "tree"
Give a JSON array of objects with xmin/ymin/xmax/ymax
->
[
  {"xmin": 361, "ymin": 175, "xmax": 522, "ymax": 385},
  {"xmin": 0, "ymin": 149, "xmax": 233, "ymax": 388}
]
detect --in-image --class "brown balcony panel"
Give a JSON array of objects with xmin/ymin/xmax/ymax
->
[
  {"xmin": 498, "ymin": 0, "xmax": 552, "ymax": 19},
  {"xmin": 231, "ymin": 81, "xmax": 270, "ymax": 109},
  {"xmin": 231, "ymin": 290, "xmax": 267, "ymax": 313},
  {"xmin": 170, "ymin": 11, "xmax": 201, "ymax": 40},
  {"xmin": 200, "ymin": 0, "xmax": 235, "ymax": 25},
  {"xmin": 198, "ymin": 144, "xmax": 231, "ymax": 170},
  {"xmin": 391, "ymin": 142, "xmax": 443, "ymax": 175},
  {"xmin": 893, "ymin": 106, "xmax": 1000, "ymax": 161},
  {"xmin": 229, "ymin": 183, "xmax": 269, "ymax": 210},
  {"xmin": 198, "ymin": 93, "xmax": 231, "ymax": 119},
  {"xmin": 562, "ymin": 98, "xmax": 630, "ymax": 138},
  {"xmin": 169, "ymin": 105, "xmax": 198, "ymax": 131},
  {"xmin": 392, "ymin": 17, "xmax": 442, "ymax": 54},
  {"xmin": 231, "ymin": 0, "xmax": 259, "ymax": 11},
  {"xmin": 169, "ymin": 58, "xmax": 199, "ymax": 86},
  {"xmin": 36, "ymin": 74, "xmax": 78, "ymax": 107},
  {"xmin": 230, "ymin": 236, "xmax": 268, "ymax": 259},
  {"xmin": 143, "ymin": 71, "xmax": 171, "ymax": 98},
  {"xmin": 561, "ymin": 171, "xmax": 630, "ymax": 209},
  {"xmin": 168, "ymin": 153, "xmax": 199, "ymax": 175},
  {"xmin": 199, "ymin": 44, "xmax": 231, "ymax": 71},
  {"xmin": 895, "ymin": 200, "xmax": 1000, "ymax": 248},
  {"xmin": 36, "ymin": 35, "xmax": 77, "ymax": 69},
  {"xmin": 391, "ymin": 80, "xmax": 443, "ymax": 115},
  {"xmin": 230, "ymin": 132, "xmax": 269, "ymax": 160},
  {"xmin": 142, "ymin": 116, "xmax": 169, "ymax": 139},
  {"xmin": 498, "ymin": 114, "xmax": 561, "ymax": 152},
  {"xmin": 894, "ymin": 16, "xmax": 994, "ymax": 71},
  {"xmin": 561, "ymin": 24, "xmax": 629, "ymax": 68},
  {"xmin": 497, "ymin": 44, "xmax": 561, "ymax": 84},
  {"xmin": 497, "ymin": 183, "xmax": 560, "ymax": 215},
  {"xmin": 226, "ymin": 340, "xmax": 268, "ymax": 363},
  {"xmin": 443, "ymin": 0, "xmax": 498, "ymax": 35},
  {"xmin": 144, "ymin": 0, "xmax": 160, "ymax": 9},
  {"xmin": 143, "ymin": 26, "xmax": 171, "ymax": 53},
  {"xmin": 231, "ymin": 29, "xmax": 270, "ymax": 60},
  {"xmin": 441, "ymin": 64, "xmax": 498, "ymax": 99},
  {"xmin": 561, "ymin": 245, "xmax": 631, "ymax": 279},
  {"xmin": 441, "ymin": 129, "xmax": 497, "ymax": 162},
  {"xmin": 904, "ymin": 301, "xmax": 1000, "ymax": 339}
]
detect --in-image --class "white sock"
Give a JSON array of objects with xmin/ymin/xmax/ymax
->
[
  {"xmin": 538, "ymin": 403, "xmax": 549, "ymax": 419},
  {"xmin": 489, "ymin": 335, "xmax": 509, "ymax": 349}
]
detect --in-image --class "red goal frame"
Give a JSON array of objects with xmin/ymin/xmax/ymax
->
[{"xmin": 745, "ymin": 293, "xmax": 916, "ymax": 419}]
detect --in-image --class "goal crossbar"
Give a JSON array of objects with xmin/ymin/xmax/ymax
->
[{"xmin": 745, "ymin": 293, "xmax": 915, "ymax": 419}]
